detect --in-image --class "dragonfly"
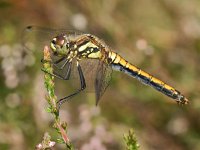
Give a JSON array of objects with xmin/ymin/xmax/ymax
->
[{"xmin": 23, "ymin": 26, "xmax": 189, "ymax": 109}]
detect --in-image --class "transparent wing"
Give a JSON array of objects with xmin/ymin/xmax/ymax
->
[
  {"xmin": 53, "ymin": 58, "xmax": 103, "ymax": 92},
  {"xmin": 58, "ymin": 58, "xmax": 112, "ymax": 98},
  {"xmin": 22, "ymin": 25, "xmax": 83, "ymax": 53},
  {"xmin": 67, "ymin": 59, "xmax": 101, "ymax": 91},
  {"xmin": 95, "ymin": 61, "xmax": 113, "ymax": 105}
]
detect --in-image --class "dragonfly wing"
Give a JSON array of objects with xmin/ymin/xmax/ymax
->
[
  {"xmin": 95, "ymin": 61, "xmax": 112, "ymax": 105},
  {"xmin": 54, "ymin": 59, "xmax": 101, "ymax": 91},
  {"xmin": 67, "ymin": 59, "xmax": 100, "ymax": 91},
  {"xmin": 22, "ymin": 26, "xmax": 82, "ymax": 53}
]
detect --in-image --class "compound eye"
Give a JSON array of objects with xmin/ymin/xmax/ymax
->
[{"xmin": 55, "ymin": 34, "xmax": 65, "ymax": 48}]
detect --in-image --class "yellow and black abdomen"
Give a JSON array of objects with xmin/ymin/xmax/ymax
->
[{"xmin": 108, "ymin": 51, "xmax": 188, "ymax": 104}]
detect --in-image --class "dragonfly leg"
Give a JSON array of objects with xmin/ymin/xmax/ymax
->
[
  {"xmin": 57, "ymin": 62, "xmax": 86, "ymax": 110},
  {"xmin": 41, "ymin": 56, "xmax": 65, "ymax": 64},
  {"xmin": 41, "ymin": 61, "xmax": 72, "ymax": 80},
  {"xmin": 59, "ymin": 59, "xmax": 70, "ymax": 70},
  {"xmin": 63, "ymin": 61, "xmax": 72, "ymax": 79},
  {"xmin": 41, "ymin": 57, "xmax": 69, "ymax": 70}
]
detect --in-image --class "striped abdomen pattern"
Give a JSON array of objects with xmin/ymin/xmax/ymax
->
[{"xmin": 108, "ymin": 51, "xmax": 188, "ymax": 104}]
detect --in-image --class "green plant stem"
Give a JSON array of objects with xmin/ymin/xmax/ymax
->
[{"xmin": 43, "ymin": 45, "xmax": 74, "ymax": 149}]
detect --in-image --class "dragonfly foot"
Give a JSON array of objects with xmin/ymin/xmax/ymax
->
[{"xmin": 56, "ymin": 101, "xmax": 62, "ymax": 110}]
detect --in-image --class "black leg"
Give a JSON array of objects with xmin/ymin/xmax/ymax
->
[
  {"xmin": 41, "ymin": 56, "xmax": 65, "ymax": 64},
  {"xmin": 57, "ymin": 62, "xmax": 86, "ymax": 110},
  {"xmin": 52, "ymin": 57, "xmax": 69, "ymax": 70},
  {"xmin": 54, "ymin": 57, "xmax": 66, "ymax": 64},
  {"xmin": 41, "ymin": 61, "xmax": 72, "ymax": 80},
  {"xmin": 64, "ymin": 61, "xmax": 72, "ymax": 79},
  {"xmin": 41, "ymin": 57, "xmax": 69, "ymax": 70},
  {"xmin": 59, "ymin": 59, "xmax": 70, "ymax": 70}
]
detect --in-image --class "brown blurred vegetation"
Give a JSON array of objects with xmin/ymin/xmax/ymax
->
[{"xmin": 0, "ymin": 0, "xmax": 200, "ymax": 150}]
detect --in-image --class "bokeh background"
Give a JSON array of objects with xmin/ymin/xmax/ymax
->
[{"xmin": 0, "ymin": 0, "xmax": 200, "ymax": 150}]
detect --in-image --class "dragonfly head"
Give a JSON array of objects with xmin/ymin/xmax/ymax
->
[{"xmin": 50, "ymin": 34, "xmax": 70, "ymax": 56}]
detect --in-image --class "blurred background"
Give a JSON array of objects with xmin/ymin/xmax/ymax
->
[{"xmin": 0, "ymin": 0, "xmax": 200, "ymax": 150}]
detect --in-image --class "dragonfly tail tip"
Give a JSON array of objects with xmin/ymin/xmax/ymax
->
[
  {"xmin": 177, "ymin": 96, "xmax": 189, "ymax": 105},
  {"xmin": 183, "ymin": 97, "xmax": 189, "ymax": 105}
]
